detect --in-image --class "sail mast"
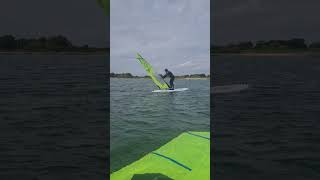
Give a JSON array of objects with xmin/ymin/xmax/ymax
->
[{"xmin": 136, "ymin": 53, "xmax": 169, "ymax": 89}]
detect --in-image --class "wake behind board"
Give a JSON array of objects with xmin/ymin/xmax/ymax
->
[
  {"xmin": 212, "ymin": 84, "xmax": 249, "ymax": 94},
  {"xmin": 152, "ymin": 88, "xmax": 188, "ymax": 93}
]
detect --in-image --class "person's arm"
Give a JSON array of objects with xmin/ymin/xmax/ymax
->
[{"xmin": 162, "ymin": 72, "xmax": 168, "ymax": 78}]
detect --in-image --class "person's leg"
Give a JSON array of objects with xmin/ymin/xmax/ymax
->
[{"xmin": 170, "ymin": 78, "xmax": 174, "ymax": 89}]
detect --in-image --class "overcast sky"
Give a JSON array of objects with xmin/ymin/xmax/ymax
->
[
  {"xmin": 1, "ymin": 1, "xmax": 320, "ymax": 49},
  {"xmin": 213, "ymin": 0, "xmax": 320, "ymax": 45},
  {"xmin": 0, "ymin": 0, "xmax": 107, "ymax": 47},
  {"xmin": 111, "ymin": 0, "xmax": 210, "ymax": 75}
]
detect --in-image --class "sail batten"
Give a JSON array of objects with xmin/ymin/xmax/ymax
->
[{"xmin": 136, "ymin": 53, "xmax": 169, "ymax": 89}]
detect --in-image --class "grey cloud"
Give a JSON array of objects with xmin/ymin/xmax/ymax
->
[
  {"xmin": 0, "ymin": 0, "xmax": 107, "ymax": 47},
  {"xmin": 111, "ymin": 0, "xmax": 210, "ymax": 75},
  {"xmin": 213, "ymin": 0, "xmax": 320, "ymax": 45}
]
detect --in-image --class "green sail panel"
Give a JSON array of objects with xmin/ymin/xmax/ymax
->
[
  {"xmin": 96, "ymin": 0, "xmax": 109, "ymax": 16},
  {"xmin": 111, "ymin": 132, "xmax": 210, "ymax": 180},
  {"xmin": 136, "ymin": 53, "xmax": 169, "ymax": 89}
]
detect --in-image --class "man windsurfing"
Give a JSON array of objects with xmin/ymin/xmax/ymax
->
[{"xmin": 160, "ymin": 69, "xmax": 175, "ymax": 90}]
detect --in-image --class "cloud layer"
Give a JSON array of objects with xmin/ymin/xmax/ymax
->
[
  {"xmin": 213, "ymin": 0, "xmax": 320, "ymax": 45},
  {"xmin": 111, "ymin": 0, "xmax": 210, "ymax": 75},
  {"xmin": 0, "ymin": 0, "xmax": 107, "ymax": 47}
]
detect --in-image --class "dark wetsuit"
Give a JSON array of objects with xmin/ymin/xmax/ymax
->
[{"xmin": 162, "ymin": 70, "xmax": 175, "ymax": 89}]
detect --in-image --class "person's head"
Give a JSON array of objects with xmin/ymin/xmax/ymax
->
[{"xmin": 165, "ymin": 69, "xmax": 168, "ymax": 72}]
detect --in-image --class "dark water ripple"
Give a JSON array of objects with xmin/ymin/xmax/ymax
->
[
  {"xmin": 213, "ymin": 55, "xmax": 320, "ymax": 180},
  {"xmin": 0, "ymin": 55, "xmax": 108, "ymax": 180}
]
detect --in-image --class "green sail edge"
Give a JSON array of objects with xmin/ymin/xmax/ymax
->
[
  {"xmin": 136, "ymin": 53, "xmax": 169, "ymax": 90},
  {"xmin": 97, "ymin": 0, "xmax": 109, "ymax": 16},
  {"xmin": 111, "ymin": 131, "xmax": 210, "ymax": 180}
]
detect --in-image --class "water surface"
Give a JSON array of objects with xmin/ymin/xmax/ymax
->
[
  {"xmin": 213, "ymin": 54, "xmax": 320, "ymax": 180},
  {"xmin": 0, "ymin": 54, "xmax": 107, "ymax": 179},
  {"xmin": 111, "ymin": 78, "xmax": 210, "ymax": 172}
]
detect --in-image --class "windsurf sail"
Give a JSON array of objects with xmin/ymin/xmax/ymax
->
[
  {"xmin": 136, "ymin": 53, "xmax": 169, "ymax": 89},
  {"xmin": 96, "ymin": 0, "xmax": 109, "ymax": 16},
  {"xmin": 111, "ymin": 132, "xmax": 210, "ymax": 180}
]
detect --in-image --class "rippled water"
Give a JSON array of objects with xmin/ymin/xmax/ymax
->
[
  {"xmin": 213, "ymin": 55, "xmax": 320, "ymax": 180},
  {"xmin": 110, "ymin": 78, "xmax": 210, "ymax": 172},
  {"xmin": 3, "ymin": 54, "xmax": 318, "ymax": 179},
  {"xmin": 0, "ymin": 55, "xmax": 107, "ymax": 179}
]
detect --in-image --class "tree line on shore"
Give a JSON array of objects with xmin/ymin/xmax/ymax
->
[
  {"xmin": 212, "ymin": 38, "xmax": 320, "ymax": 53},
  {"xmin": 110, "ymin": 72, "xmax": 209, "ymax": 78},
  {"xmin": 0, "ymin": 35, "xmax": 107, "ymax": 52},
  {"xmin": 3, "ymin": 35, "xmax": 318, "ymax": 54}
]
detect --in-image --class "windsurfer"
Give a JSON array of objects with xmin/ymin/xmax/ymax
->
[{"xmin": 160, "ymin": 69, "xmax": 175, "ymax": 90}]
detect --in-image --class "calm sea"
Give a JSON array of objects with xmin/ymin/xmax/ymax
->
[
  {"xmin": 0, "ymin": 54, "xmax": 108, "ymax": 180},
  {"xmin": 213, "ymin": 54, "xmax": 320, "ymax": 180}
]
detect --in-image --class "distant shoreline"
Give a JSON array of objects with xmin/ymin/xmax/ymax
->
[
  {"xmin": 0, "ymin": 35, "xmax": 108, "ymax": 55},
  {"xmin": 212, "ymin": 52, "xmax": 320, "ymax": 56},
  {"xmin": 110, "ymin": 73, "xmax": 209, "ymax": 79},
  {"xmin": 0, "ymin": 50, "xmax": 108, "ymax": 55},
  {"xmin": 3, "ymin": 51, "xmax": 320, "ymax": 56},
  {"xmin": 4, "ymin": 51, "xmax": 320, "ymax": 56},
  {"xmin": 110, "ymin": 77, "xmax": 209, "ymax": 80}
]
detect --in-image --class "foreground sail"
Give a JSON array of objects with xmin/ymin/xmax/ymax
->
[
  {"xmin": 96, "ymin": 0, "xmax": 109, "ymax": 16},
  {"xmin": 136, "ymin": 53, "xmax": 169, "ymax": 89},
  {"xmin": 111, "ymin": 132, "xmax": 210, "ymax": 180}
]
